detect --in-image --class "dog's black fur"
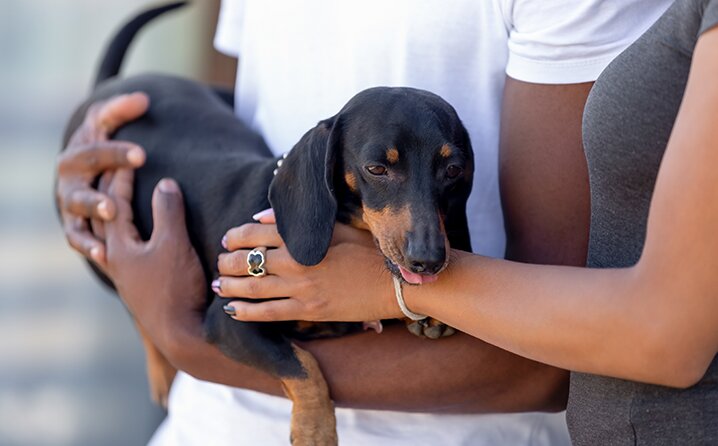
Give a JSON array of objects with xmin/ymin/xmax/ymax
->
[{"xmin": 62, "ymin": 2, "xmax": 473, "ymax": 385}]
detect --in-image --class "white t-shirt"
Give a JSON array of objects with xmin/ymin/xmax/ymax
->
[{"xmin": 150, "ymin": 1, "xmax": 671, "ymax": 445}]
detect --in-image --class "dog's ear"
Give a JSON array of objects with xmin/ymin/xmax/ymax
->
[
  {"xmin": 445, "ymin": 125, "xmax": 474, "ymax": 253},
  {"xmin": 269, "ymin": 117, "xmax": 340, "ymax": 266},
  {"xmin": 444, "ymin": 199, "xmax": 472, "ymax": 252}
]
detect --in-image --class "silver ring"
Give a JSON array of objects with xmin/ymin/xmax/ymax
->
[{"xmin": 247, "ymin": 248, "xmax": 267, "ymax": 277}]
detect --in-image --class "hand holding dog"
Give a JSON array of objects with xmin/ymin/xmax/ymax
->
[
  {"xmin": 56, "ymin": 93, "xmax": 148, "ymax": 267},
  {"xmin": 217, "ymin": 211, "xmax": 404, "ymax": 323},
  {"xmin": 102, "ymin": 169, "xmax": 207, "ymax": 354}
]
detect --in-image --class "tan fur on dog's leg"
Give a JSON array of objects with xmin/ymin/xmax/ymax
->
[
  {"xmin": 280, "ymin": 345, "xmax": 338, "ymax": 446},
  {"xmin": 135, "ymin": 320, "xmax": 177, "ymax": 409}
]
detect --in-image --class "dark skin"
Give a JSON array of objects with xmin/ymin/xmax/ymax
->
[
  {"xmin": 500, "ymin": 78, "xmax": 592, "ymax": 266},
  {"xmin": 57, "ymin": 77, "xmax": 591, "ymax": 413}
]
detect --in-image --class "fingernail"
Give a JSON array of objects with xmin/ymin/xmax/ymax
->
[
  {"xmin": 97, "ymin": 200, "xmax": 111, "ymax": 220},
  {"xmin": 90, "ymin": 246, "xmax": 102, "ymax": 262},
  {"xmin": 223, "ymin": 304, "xmax": 236, "ymax": 316},
  {"xmin": 158, "ymin": 179, "xmax": 179, "ymax": 194},
  {"xmin": 252, "ymin": 208, "xmax": 274, "ymax": 221},
  {"xmin": 127, "ymin": 147, "xmax": 145, "ymax": 165},
  {"xmin": 211, "ymin": 279, "xmax": 221, "ymax": 294},
  {"xmin": 221, "ymin": 235, "xmax": 228, "ymax": 250}
]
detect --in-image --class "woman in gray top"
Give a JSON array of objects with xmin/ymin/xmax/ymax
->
[{"xmin": 215, "ymin": 0, "xmax": 718, "ymax": 443}]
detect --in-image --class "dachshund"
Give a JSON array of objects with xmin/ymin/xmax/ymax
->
[{"xmin": 59, "ymin": 3, "xmax": 474, "ymax": 445}]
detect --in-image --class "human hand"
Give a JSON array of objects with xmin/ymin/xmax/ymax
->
[
  {"xmin": 216, "ymin": 211, "xmax": 402, "ymax": 322},
  {"xmin": 56, "ymin": 93, "xmax": 148, "ymax": 267},
  {"xmin": 103, "ymin": 169, "xmax": 207, "ymax": 353}
]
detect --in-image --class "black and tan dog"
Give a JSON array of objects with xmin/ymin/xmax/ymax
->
[{"xmin": 60, "ymin": 3, "xmax": 474, "ymax": 445}]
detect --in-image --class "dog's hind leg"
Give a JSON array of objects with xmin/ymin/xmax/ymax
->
[
  {"xmin": 280, "ymin": 345, "xmax": 338, "ymax": 446},
  {"xmin": 135, "ymin": 320, "xmax": 177, "ymax": 409}
]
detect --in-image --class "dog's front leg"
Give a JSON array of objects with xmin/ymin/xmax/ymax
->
[
  {"xmin": 280, "ymin": 345, "xmax": 338, "ymax": 446},
  {"xmin": 134, "ymin": 319, "xmax": 177, "ymax": 408}
]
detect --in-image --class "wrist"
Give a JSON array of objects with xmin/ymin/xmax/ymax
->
[
  {"xmin": 403, "ymin": 249, "xmax": 473, "ymax": 318},
  {"xmin": 401, "ymin": 280, "xmax": 431, "ymax": 318},
  {"xmin": 381, "ymin": 275, "xmax": 405, "ymax": 319}
]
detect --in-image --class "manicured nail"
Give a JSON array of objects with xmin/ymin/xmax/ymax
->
[
  {"xmin": 97, "ymin": 200, "xmax": 111, "ymax": 220},
  {"xmin": 158, "ymin": 179, "xmax": 179, "ymax": 194},
  {"xmin": 223, "ymin": 304, "xmax": 236, "ymax": 316},
  {"xmin": 221, "ymin": 235, "xmax": 228, "ymax": 250},
  {"xmin": 127, "ymin": 147, "xmax": 145, "ymax": 165},
  {"xmin": 252, "ymin": 208, "xmax": 274, "ymax": 221},
  {"xmin": 211, "ymin": 279, "xmax": 221, "ymax": 293}
]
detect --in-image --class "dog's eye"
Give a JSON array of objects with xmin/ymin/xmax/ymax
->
[
  {"xmin": 446, "ymin": 164, "xmax": 463, "ymax": 179},
  {"xmin": 366, "ymin": 165, "xmax": 387, "ymax": 176}
]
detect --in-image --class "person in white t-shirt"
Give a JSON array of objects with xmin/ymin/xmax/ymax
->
[{"xmin": 55, "ymin": 1, "xmax": 672, "ymax": 444}]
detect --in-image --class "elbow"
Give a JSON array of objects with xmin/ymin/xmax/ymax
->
[
  {"xmin": 638, "ymin": 334, "xmax": 713, "ymax": 389},
  {"xmin": 656, "ymin": 358, "xmax": 711, "ymax": 389}
]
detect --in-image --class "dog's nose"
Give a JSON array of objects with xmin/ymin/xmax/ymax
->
[
  {"xmin": 408, "ymin": 258, "xmax": 444, "ymax": 275},
  {"xmin": 405, "ymin": 241, "xmax": 445, "ymax": 275}
]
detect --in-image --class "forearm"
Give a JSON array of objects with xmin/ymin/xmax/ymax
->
[
  {"xmin": 163, "ymin": 315, "xmax": 566, "ymax": 413},
  {"xmin": 303, "ymin": 324, "xmax": 567, "ymax": 413},
  {"xmin": 407, "ymin": 252, "xmax": 705, "ymax": 388},
  {"xmin": 162, "ymin": 313, "xmax": 286, "ymax": 396}
]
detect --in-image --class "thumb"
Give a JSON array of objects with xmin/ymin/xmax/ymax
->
[{"xmin": 149, "ymin": 178, "xmax": 190, "ymax": 247}]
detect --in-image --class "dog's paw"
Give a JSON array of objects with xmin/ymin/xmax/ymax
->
[{"xmin": 405, "ymin": 317, "xmax": 456, "ymax": 339}]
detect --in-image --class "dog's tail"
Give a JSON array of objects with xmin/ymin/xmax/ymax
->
[{"xmin": 94, "ymin": 1, "xmax": 187, "ymax": 87}]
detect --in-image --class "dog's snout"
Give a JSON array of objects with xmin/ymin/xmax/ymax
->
[
  {"xmin": 408, "ymin": 258, "xmax": 444, "ymax": 275},
  {"xmin": 405, "ymin": 238, "xmax": 446, "ymax": 275}
]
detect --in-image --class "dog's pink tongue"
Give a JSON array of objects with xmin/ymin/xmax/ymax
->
[{"xmin": 398, "ymin": 266, "xmax": 438, "ymax": 285}]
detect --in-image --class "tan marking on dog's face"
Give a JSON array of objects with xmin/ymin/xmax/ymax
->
[
  {"xmin": 386, "ymin": 147, "xmax": 399, "ymax": 164},
  {"xmin": 440, "ymin": 144, "xmax": 453, "ymax": 158},
  {"xmin": 361, "ymin": 204, "xmax": 412, "ymax": 265},
  {"xmin": 350, "ymin": 214, "xmax": 370, "ymax": 230},
  {"xmin": 344, "ymin": 171, "xmax": 358, "ymax": 192},
  {"xmin": 280, "ymin": 345, "xmax": 338, "ymax": 445}
]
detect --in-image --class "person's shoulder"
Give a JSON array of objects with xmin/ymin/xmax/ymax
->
[{"xmin": 504, "ymin": 0, "xmax": 673, "ymax": 84}]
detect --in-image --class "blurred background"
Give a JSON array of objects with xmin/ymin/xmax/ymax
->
[{"xmin": 0, "ymin": 1, "xmax": 235, "ymax": 444}]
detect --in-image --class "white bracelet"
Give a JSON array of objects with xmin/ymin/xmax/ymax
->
[{"xmin": 392, "ymin": 276, "xmax": 427, "ymax": 321}]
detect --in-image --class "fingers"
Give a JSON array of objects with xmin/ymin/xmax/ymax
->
[
  {"xmin": 64, "ymin": 215, "xmax": 106, "ymax": 264},
  {"xmin": 217, "ymin": 248, "xmax": 289, "ymax": 276},
  {"xmin": 58, "ymin": 141, "xmax": 145, "ymax": 175},
  {"xmin": 251, "ymin": 208, "xmax": 276, "ymax": 224},
  {"xmin": 105, "ymin": 169, "xmax": 140, "ymax": 243},
  {"xmin": 222, "ymin": 298, "xmax": 304, "ymax": 322},
  {"xmin": 223, "ymin": 223, "xmax": 284, "ymax": 251},
  {"xmin": 96, "ymin": 92, "xmax": 150, "ymax": 135},
  {"xmin": 149, "ymin": 179, "xmax": 190, "ymax": 246},
  {"xmin": 63, "ymin": 188, "xmax": 116, "ymax": 221},
  {"xmin": 107, "ymin": 168, "xmax": 134, "ymax": 202},
  {"xmin": 214, "ymin": 275, "xmax": 292, "ymax": 300}
]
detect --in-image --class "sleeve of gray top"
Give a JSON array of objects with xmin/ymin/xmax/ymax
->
[{"xmin": 699, "ymin": 0, "xmax": 718, "ymax": 35}]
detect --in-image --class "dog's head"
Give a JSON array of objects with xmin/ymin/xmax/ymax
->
[{"xmin": 269, "ymin": 87, "xmax": 473, "ymax": 284}]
